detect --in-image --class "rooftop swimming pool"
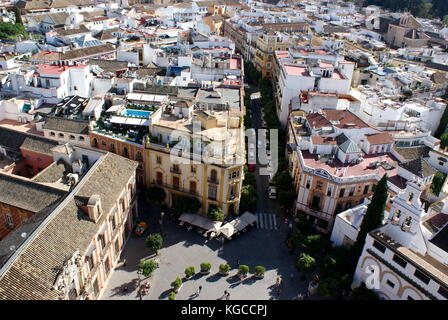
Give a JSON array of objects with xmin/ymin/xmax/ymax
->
[{"xmin": 122, "ymin": 109, "xmax": 153, "ymax": 118}]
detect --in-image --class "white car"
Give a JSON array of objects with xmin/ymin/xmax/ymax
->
[{"xmin": 267, "ymin": 186, "xmax": 278, "ymax": 199}]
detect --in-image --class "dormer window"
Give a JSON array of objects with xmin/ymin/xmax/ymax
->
[{"xmin": 85, "ymin": 195, "xmax": 102, "ymax": 223}]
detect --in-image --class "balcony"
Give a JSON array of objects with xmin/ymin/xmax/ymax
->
[
  {"xmin": 207, "ymin": 178, "xmax": 219, "ymax": 184},
  {"xmin": 170, "ymin": 167, "xmax": 182, "ymax": 174},
  {"xmin": 153, "ymin": 180, "xmax": 199, "ymax": 196}
]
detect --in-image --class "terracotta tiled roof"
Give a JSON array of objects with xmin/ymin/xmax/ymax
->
[
  {"xmin": 322, "ymin": 109, "xmax": 370, "ymax": 129},
  {"xmin": 306, "ymin": 112, "xmax": 331, "ymax": 129},
  {"xmin": 365, "ymin": 132, "xmax": 393, "ymax": 145},
  {"xmin": 0, "ymin": 126, "xmax": 59, "ymax": 155},
  {"xmin": 399, "ymin": 158, "xmax": 435, "ymax": 178},
  {"xmin": 43, "ymin": 117, "xmax": 90, "ymax": 135},
  {"xmin": 394, "ymin": 146, "xmax": 430, "ymax": 161},
  {"xmin": 0, "ymin": 153, "xmax": 137, "ymax": 300},
  {"xmin": 0, "ymin": 173, "xmax": 65, "ymax": 214}
]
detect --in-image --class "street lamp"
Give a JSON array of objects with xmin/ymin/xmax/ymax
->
[{"xmin": 159, "ymin": 211, "xmax": 164, "ymax": 234}]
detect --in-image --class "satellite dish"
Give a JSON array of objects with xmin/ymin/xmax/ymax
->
[{"xmin": 366, "ymin": 15, "xmax": 380, "ymax": 30}]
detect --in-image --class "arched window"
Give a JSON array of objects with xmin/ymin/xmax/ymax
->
[
  {"xmin": 58, "ymin": 133, "xmax": 64, "ymax": 138},
  {"xmin": 93, "ymin": 138, "xmax": 98, "ymax": 147},
  {"xmin": 50, "ymin": 131, "xmax": 55, "ymax": 137},
  {"xmin": 79, "ymin": 136, "xmax": 85, "ymax": 141}
]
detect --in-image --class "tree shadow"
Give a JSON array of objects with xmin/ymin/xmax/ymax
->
[
  {"xmin": 110, "ymin": 278, "xmax": 139, "ymax": 297},
  {"xmin": 205, "ymin": 273, "xmax": 221, "ymax": 283},
  {"xmin": 242, "ymin": 276, "xmax": 258, "ymax": 285},
  {"xmin": 225, "ymin": 274, "xmax": 240, "ymax": 285},
  {"xmin": 158, "ymin": 288, "xmax": 173, "ymax": 300}
]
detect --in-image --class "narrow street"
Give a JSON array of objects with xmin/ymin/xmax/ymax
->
[{"xmin": 248, "ymin": 83, "xmax": 283, "ymax": 230}]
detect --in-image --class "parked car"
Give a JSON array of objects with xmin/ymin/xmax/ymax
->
[
  {"xmin": 134, "ymin": 222, "xmax": 148, "ymax": 236},
  {"xmin": 267, "ymin": 186, "xmax": 278, "ymax": 199}
]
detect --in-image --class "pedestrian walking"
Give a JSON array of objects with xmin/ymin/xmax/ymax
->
[
  {"xmin": 221, "ymin": 290, "xmax": 228, "ymax": 300},
  {"xmin": 276, "ymin": 276, "xmax": 281, "ymax": 285},
  {"xmin": 195, "ymin": 285, "xmax": 202, "ymax": 296},
  {"xmin": 236, "ymin": 258, "xmax": 240, "ymax": 266},
  {"xmin": 226, "ymin": 292, "xmax": 230, "ymax": 300}
]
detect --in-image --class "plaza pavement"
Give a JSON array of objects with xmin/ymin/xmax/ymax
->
[{"xmin": 100, "ymin": 199, "xmax": 313, "ymax": 300}]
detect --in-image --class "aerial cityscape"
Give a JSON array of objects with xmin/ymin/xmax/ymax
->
[{"xmin": 0, "ymin": 0, "xmax": 447, "ymax": 304}]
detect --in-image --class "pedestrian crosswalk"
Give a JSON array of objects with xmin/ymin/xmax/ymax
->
[{"xmin": 256, "ymin": 213, "xmax": 278, "ymax": 230}]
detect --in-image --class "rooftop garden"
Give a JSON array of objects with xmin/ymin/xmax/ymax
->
[{"xmin": 126, "ymin": 104, "xmax": 157, "ymax": 112}]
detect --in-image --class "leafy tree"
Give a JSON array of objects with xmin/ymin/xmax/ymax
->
[
  {"xmin": 207, "ymin": 205, "xmax": 224, "ymax": 221},
  {"xmin": 273, "ymin": 171, "xmax": 292, "ymax": 190},
  {"xmin": 13, "ymin": 7, "xmax": 22, "ymax": 25},
  {"xmin": 432, "ymin": 0, "xmax": 448, "ymax": 19},
  {"xmin": 296, "ymin": 215, "xmax": 315, "ymax": 236},
  {"xmin": 279, "ymin": 190, "xmax": 295, "ymax": 207},
  {"xmin": 240, "ymin": 185, "xmax": 257, "ymax": 213},
  {"xmin": 443, "ymin": 15, "xmax": 448, "ymax": 26},
  {"xmin": 146, "ymin": 186, "xmax": 166, "ymax": 204},
  {"xmin": 243, "ymin": 172, "xmax": 256, "ymax": 187},
  {"xmin": 254, "ymin": 266, "xmax": 266, "ymax": 276},
  {"xmin": 184, "ymin": 266, "xmax": 195, "ymax": 278},
  {"xmin": 434, "ymin": 106, "xmax": 448, "ymax": 138},
  {"xmin": 441, "ymin": 133, "xmax": 448, "ymax": 149},
  {"xmin": 168, "ymin": 291, "xmax": 176, "ymax": 300},
  {"xmin": 171, "ymin": 277, "xmax": 182, "ymax": 290},
  {"xmin": 137, "ymin": 259, "xmax": 159, "ymax": 277},
  {"xmin": 219, "ymin": 264, "xmax": 230, "ymax": 273},
  {"xmin": 0, "ymin": 22, "xmax": 27, "ymax": 40},
  {"xmin": 200, "ymin": 262, "xmax": 212, "ymax": 272},
  {"xmin": 145, "ymin": 233, "xmax": 163, "ymax": 254},
  {"xmin": 318, "ymin": 278, "xmax": 341, "ymax": 297},
  {"xmin": 351, "ymin": 283, "xmax": 381, "ymax": 300},
  {"xmin": 303, "ymin": 234, "xmax": 325, "ymax": 255},
  {"xmin": 238, "ymin": 265, "xmax": 250, "ymax": 275},
  {"xmin": 287, "ymin": 231, "xmax": 303, "ymax": 248},
  {"xmin": 297, "ymin": 253, "xmax": 316, "ymax": 275},
  {"xmin": 96, "ymin": 117, "xmax": 105, "ymax": 129},
  {"xmin": 354, "ymin": 174, "xmax": 388, "ymax": 255},
  {"xmin": 321, "ymin": 254, "xmax": 338, "ymax": 277},
  {"xmin": 430, "ymin": 172, "xmax": 446, "ymax": 196},
  {"xmin": 175, "ymin": 196, "xmax": 201, "ymax": 214}
]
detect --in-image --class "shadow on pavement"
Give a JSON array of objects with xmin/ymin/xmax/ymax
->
[
  {"xmin": 205, "ymin": 273, "xmax": 221, "ymax": 283},
  {"xmin": 110, "ymin": 278, "xmax": 139, "ymax": 297},
  {"xmin": 158, "ymin": 288, "xmax": 172, "ymax": 300}
]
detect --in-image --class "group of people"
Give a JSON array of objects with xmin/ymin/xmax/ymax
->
[
  {"xmin": 140, "ymin": 282, "xmax": 150, "ymax": 295},
  {"xmin": 192, "ymin": 286, "xmax": 231, "ymax": 300}
]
